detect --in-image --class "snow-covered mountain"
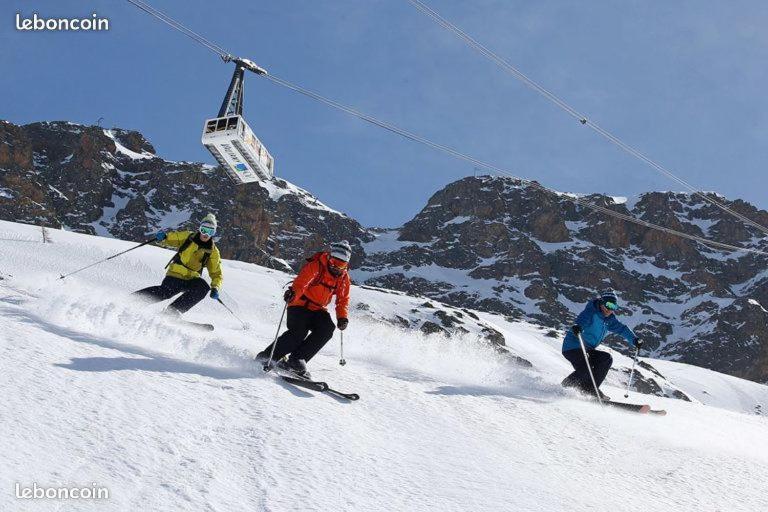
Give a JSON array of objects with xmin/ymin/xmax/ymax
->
[
  {"xmin": 0, "ymin": 120, "xmax": 373, "ymax": 271},
  {"xmin": 4, "ymin": 119, "xmax": 768, "ymax": 384},
  {"xmin": 356, "ymin": 176, "xmax": 768, "ymax": 383},
  {"xmin": 1, "ymin": 219, "xmax": 767, "ymax": 511}
]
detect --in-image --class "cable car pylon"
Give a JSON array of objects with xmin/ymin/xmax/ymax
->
[{"xmin": 201, "ymin": 56, "xmax": 275, "ymax": 184}]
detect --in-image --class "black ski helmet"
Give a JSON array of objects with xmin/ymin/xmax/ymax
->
[{"xmin": 600, "ymin": 292, "xmax": 619, "ymax": 309}]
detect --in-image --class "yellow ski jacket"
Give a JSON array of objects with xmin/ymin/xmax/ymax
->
[{"xmin": 162, "ymin": 230, "xmax": 223, "ymax": 290}]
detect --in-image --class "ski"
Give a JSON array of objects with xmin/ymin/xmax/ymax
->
[
  {"xmin": 258, "ymin": 357, "xmax": 360, "ymax": 400},
  {"xmin": 167, "ymin": 318, "xmax": 215, "ymax": 332},
  {"xmin": 273, "ymin": 371, "xmax": 359, "ymax": 400},
  {"xmin": 605, "ymin": 400, "xmax": 667, "ymax": 415},
  {"xmin": 279, "ymin": 374, "xmax": 329, "ymax": 392},
  {"xmin": 186, "ymin": 321, "xmax": 215, "ymax": 332},
  {"xmin": 567, "ymin": 388, "xmax": 667, "ymax": 415},
  {"xmin": 324, "ymin": 388, "xmax": 360, "ymax": 401}
]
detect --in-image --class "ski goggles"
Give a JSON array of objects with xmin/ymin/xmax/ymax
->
[
  {"xmin": 328, "ymin": 257, "xmax": 348, "ymax": 271},
  {"xmin": 199, "ymin": 225, "xmax": 216, "ymax": 237},
  {"xmin": 604, "ymin": 301, "xmax": 619, "ymax": 311}
]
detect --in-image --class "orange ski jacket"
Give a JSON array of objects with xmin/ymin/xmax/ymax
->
[{"xmin": 288, "ymin": 252, "xmax": 350, "ymax": 319}]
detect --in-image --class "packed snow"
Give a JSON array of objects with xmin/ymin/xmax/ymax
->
[
  {"xmin": 257, "ymin": 179, "xmax": 345, "ymax": 216},
  {"xmin": 103, "ymin": 129, "xmax": 155, "ymax": 160},
  {"xmin": 1, "ymin": 220, "xmax": 767, "ymax": 511}
]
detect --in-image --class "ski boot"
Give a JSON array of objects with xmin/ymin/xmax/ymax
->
[
  {"xmin": 577, "ymin": 383, "xmax": 611, "ymax": 402},
  {"xmin": 256, "ymin": 352, "xmax": 286, "ymax": 372},
  {"xmin": 278, "ymin": 358, "xmax": 312, "ymax": 380},
  {"xmin": 591, "ymin": 389, "xmax": 611, "ymax": 402}
]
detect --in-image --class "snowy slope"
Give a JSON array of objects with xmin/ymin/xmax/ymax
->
[
  {"xmin": 1, "ymin": 220, "xmax": 768, "ymax": 512},
  {"xmin": 353, "ymin": 176, "xmax": 768, "ymax": 383}
]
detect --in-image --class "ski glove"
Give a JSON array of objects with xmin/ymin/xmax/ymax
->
[
  {"xmin": 155, "ymin": 231, "xmax": 167, "ymax": 242},
  {"xmin": 283, "ymin": 288, "xmax": 296, "ymax": 303},
  {"xmin": 210, "ymin": 288, "xmax": 220, "ymax": 300},
  {"xmin": 337, "ymin": 318, "xmax": 349, "ymax": 331},
  {"xmin": 571, "ymin": 324, "xmax": 582, "ymax": 336},
  {"xmin": 634, "ymin": 337, "xmax": 643, "ymax": 350}
]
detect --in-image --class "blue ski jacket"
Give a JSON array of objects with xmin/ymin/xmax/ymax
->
[{"xmin": 562, "ymin": 299, "xmax": 636, "ymax": 352}]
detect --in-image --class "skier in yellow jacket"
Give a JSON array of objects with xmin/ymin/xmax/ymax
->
[{"xmin": 134, "ymin": 213, "xmax": 223, "ymax": 315}]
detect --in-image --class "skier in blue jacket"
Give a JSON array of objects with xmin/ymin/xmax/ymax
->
[{"xmin": 561, "ymin": 292, "xmax": 642, "ymax": 400}]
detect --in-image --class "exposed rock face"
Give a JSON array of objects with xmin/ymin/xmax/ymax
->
[
  {"xmin": 356, "ymin": 176, "xmax": 768, "ymax": 383},
  {"xmin": 4, "ymin": 120, "xmax": 768, "ymax": 383},
  {"xmin": 0, "ymin": 121, "xmax": 373, "ymax": 271}
]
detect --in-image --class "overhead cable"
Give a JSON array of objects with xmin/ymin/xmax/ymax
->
[
  {"xmin": 125, "ymin": 0, "xmax": 768, "ymax": 256},
  {"xmin": 405, "ymin": 0, "xmax": 768, "ymax": 237},
  {"xmin": 125, "ymin": 0, "xmax": 230, "ymax": 59}
]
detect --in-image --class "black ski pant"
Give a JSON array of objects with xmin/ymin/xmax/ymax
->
[
  {"xmin": 134, "ymin": 275, "xmax": 210, "ymax": 314},
  {"xmin": 262, "ymin": 306, "xmax": 336, "ymax": 363},
  {"xmin": 562, "ymin": 348, "xmax": 613, "ymax": 394}
]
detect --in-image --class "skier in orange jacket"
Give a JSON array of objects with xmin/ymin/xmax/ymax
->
[{"xmin": 257, "ymin": 241, "xmax": 351, "ymax": 378}]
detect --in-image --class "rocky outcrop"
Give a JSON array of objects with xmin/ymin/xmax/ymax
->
[
  {"xmin": 0, "ymin": 120, "xmax": 373, "ymax": 271},
  {"xmin": 356, "ymin": 176, "xmax": 768, "ymax": 383}
]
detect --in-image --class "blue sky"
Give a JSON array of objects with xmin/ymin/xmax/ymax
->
[{"xmin": 3, "ymin": 1, "xmax": 767, "ymax": 227}]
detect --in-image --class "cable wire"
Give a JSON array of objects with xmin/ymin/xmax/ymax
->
[
  {"xmin": 125, "ymin": 0, "xmax": 768, "ymax": 257},
  {"xmin": 260, "ymin": 76, "xmax": 768, "ymax": 256},
  {"xmin": 125, "ymin": 0, "xmax": 230, "ymax": 59},
  {"xmin": 405, "ymin": 0, "xmax": 768, "ymax": 237}
]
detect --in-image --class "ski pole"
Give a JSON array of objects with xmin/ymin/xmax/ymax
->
[
  {"xmin": 339, "ymin": 331, "xmax": 346, "ymax": 366},
  {"xmin": 263, "ymin": 302, "xmax": 288, "ymax": 372},
  {"xmin": 624, "ymin": 346, "xmax": 640, "ymax": 398},
  {"xmin": 216, "ymin": 297, "xmax": 250, "ymax": 330},
  {"xmin": 59, "ymin": 238, "xmax": 155, "ymax": 280},
  {"xmin": 577, "ymin": 332, "xmax": 604, "ymax": 407}
]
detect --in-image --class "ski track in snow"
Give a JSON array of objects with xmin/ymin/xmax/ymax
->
[{"xmin": 1, "ymin": 220, "xmax": 767, "ymax": 512}]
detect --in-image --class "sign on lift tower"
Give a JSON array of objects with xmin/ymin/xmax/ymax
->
[{"xmin": 201, "ymin": 57, "xmax": 274, "ymax": 184}]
